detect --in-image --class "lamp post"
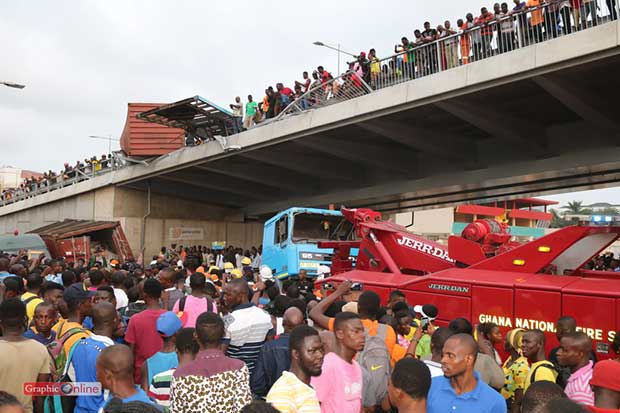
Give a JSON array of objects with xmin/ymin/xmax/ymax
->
[
  {"xmin": 89, "ymin": 135, "xmax": 120, "ymax": 154},
  {"xmin": 1, "ymin": 81, "xmax": 26, "ymax": 89},
  {"xmin": 313, "ymin": 41, "xmax": 357, "ymax": 75}
]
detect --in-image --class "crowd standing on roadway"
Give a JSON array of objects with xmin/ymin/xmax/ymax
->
[{"xmin": 0, "ymin": 244, "xmax": 620, "ymax": 413}]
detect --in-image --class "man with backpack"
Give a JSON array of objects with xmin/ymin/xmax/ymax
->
[
  {"xmin": 69, "ymin": 302, "xmax": 119, "ymax": 413},
  {"xmin": 309, "ymin": 281, "xmax": 397, "ymax": 411},
  {"xmin": 311, "ymin": 311, "xmax": 365, "ymax": 413},
  {"xmin": 522, "ymin": 329, "xmax": 559, "ymax": 392},
  {"xmin": 171, "ymin": 272, "xmax": 217, "ymax": 328}
]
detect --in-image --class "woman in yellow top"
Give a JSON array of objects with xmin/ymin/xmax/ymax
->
[
  {"xmin": 368, "ymin": 48, "xmax": 381, "ymax": 89},
  {"xmin": 501, "ymin": 328, "xmax": 529, "ymax": 413}
]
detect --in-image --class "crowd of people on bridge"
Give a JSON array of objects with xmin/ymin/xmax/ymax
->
[
  {"xmin": 1, "ymin": 242, "xmax": 620, "ymax": 413},
  {"xmin": 0, "ymin": 154, "xmax": 119, "ymax": 204},
  {"xmin": 226, "ymin": 0, "xmax": 617, "ymax": 135}
]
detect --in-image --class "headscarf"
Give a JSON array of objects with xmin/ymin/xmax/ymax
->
[{"xmin": 505, "ymin": 328, "xmax": 525, "ymax": 354}]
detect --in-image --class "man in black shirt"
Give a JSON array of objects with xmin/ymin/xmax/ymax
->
[
  {"xmin": 294, "ymin": 269, "xmax": 314, "ymax": 298},
  {"xmin": 421, "ymin": 22, "xmax": 439, "ymax": 74}
]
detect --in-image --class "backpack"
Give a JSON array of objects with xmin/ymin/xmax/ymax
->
[
  {"xmin": 178, "ymin": 295, "xmax": 216, "ymax": 315},
  {"xmin": 22, "ymin": 295, "xmax": 40, "ymax": 306},
  {"xmin": 44, "ymin": 322, "xmax": 87, "ymax": 413},
  {"xmin": 358, "ymin": 323, "xmax": 391, "ymax": 407},
  {"xmin": 47, "ymin": 321, "xmax": 87, "ymax": 380},
  {"xmin": 530, "ymin": 361, "xmax": 565, "ymax": 388}
]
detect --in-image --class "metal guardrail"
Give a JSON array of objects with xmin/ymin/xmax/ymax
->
[
  {"xmin": 278, "ymin": 0, "xmax": 619, "ymax": 119},
  {"xmin": 0, "ymin": 157, "xmax": 124, "ymax": 207}
]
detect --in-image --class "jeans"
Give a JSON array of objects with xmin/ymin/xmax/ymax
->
[
  {"xmin": 499, "ymin": 32, "xmax": 515, "ymax": 53},
  {"xmin": 560, "ymin": 6, "xmax": 573, "ymax": 34},
  {"xmin": 233, "ymin": 117, "xmax": 243, "ymax": 133},
  {"xmin": 608, "ymin": 0, "xmax": 618, "ymax": 20},
  {"xmin": 581, "ymin": 1, "xmax": 598, "ymax": 27}
]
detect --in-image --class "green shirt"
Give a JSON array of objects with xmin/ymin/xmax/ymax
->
[
  {"xmin": 415, "ymin": 333, "xmax": 431, "ymax": 358},
  {"xmin": 246, "ymin": 101, "xmax": 258, "ymax": 116}
]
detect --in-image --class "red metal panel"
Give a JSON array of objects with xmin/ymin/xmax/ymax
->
[
  {"xmin": 456, "ymin": 205, "xmax": 506, "ymax": 217},
  {"xmin": 515, "ymin": 287, "xmax": 562, "ymax": 355},
  {"xmin": 120, "ymin": 103, "xmax": 185, "ymax": 157},
  {"xmin": 56, "ymin": 236, "xmax": 90, "ymax": 263},
  {"xmin": 563, "ymin": 294, "xmax": 615, "ymax": 359},
  {"xmin": 509, "ymin": 210, "xmax": 553, "ymax": 221},
  {"xmin": 402, "ymin": 290, "xmax": 471, "ymax": 324}
]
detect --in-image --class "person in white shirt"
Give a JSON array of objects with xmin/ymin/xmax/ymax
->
[{"xmin": 423, "ymin": 327, "xmax": 454, "ymax": 377}]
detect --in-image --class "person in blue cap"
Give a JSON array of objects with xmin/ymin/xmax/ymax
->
[{"xmin": 141, "ymin": 311, "xmax": 182, "ymax": 391}]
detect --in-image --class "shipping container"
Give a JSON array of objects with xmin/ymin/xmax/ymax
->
[
  {"xmin": 29, "ymin": 220, "xmax": 134, "ymax": 264},
  {"xmin": 120, "ymin": 103, "xmax": 185, "ymax": 157}
]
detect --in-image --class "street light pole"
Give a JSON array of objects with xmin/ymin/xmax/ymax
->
[
  {"xmin": 313, "ymin": 41, "xmax": 357, "ymax": 74},
  {"xmin": 89, "ymin": 135, "xmax": 120, "ymax": 154},
  {"xmin": 1, "ymin": 81, "xmax": 26, "ymax": 89}
]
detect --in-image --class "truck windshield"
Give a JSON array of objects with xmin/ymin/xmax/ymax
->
[{"xmin": 292, "ymin": 213, "xmax": 354, "ymax": 243}]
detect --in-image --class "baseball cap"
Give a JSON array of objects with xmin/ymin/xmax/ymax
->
[
  {"xmin": 63, "ymin": 283, "xmax": 95, "ymax": 306},
  {"xmin": 413, "ymin": 304, "xmax": 438, "ymax": 320},
  {"xmin": 223, "ymin": 262, "xmax": 235, "ymax": 271},
  {"xmin": 231, "ymin": 269, "xmax": 243, "ymax": 279},
  {"xmin": 157, "ymin": 311, "xmax": 182, "ymax": 337},
  {"xmin": 241, "ymin": 257, "xmax": 252, "ymax": 266},
  {"xmin": 590, "ymin": 359, "xmax": 620, "ymax": 391},
  {"xmin": 342, "ymin": 301, "xmax": 358, "ymax": 314},
  {"xmin": 259, "ymin": 265, "xmax": 273, "ymax": 281}
]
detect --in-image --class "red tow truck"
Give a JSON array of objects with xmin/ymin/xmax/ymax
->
[{"xmin": 319, "ymin": 207, "xmax": 620, "ymax": 358}]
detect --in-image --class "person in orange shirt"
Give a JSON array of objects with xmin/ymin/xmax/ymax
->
[
  {"xmin": 459, "ymin": 16, "xmax": 474, "ymax": 65},
  {"xmin": 309, "ymin": 280, "xmax": 416, "ymax": 367},
  {"xmin": 527, "ymin": 0, "xmax": 545, "ymax": 43}
]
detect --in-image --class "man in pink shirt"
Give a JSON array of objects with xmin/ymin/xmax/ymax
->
[
  {"xmin": 172, "ymin": 272, "xmax": 217, "ymax": 328},
  {"xmin": 557, "ymin": 331, "xmax": 594, "ymax": 405},
  {"xmin": 311, "ymin": 311, "xmax": 365, "ymax": 413}
]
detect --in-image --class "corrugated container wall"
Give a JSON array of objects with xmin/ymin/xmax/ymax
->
[{"xmin": 120, "ymin": 103, "xmax": 185, "ymax": 156}]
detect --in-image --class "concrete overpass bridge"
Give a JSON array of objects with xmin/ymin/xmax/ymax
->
[{"xmin": 2, "ymin": 19, "xmax": 620, "ymax": 255}]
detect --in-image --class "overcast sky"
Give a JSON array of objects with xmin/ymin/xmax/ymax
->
[{"xmin": 2, "ymin": 0, "xmax": 619, "ymax": 206}]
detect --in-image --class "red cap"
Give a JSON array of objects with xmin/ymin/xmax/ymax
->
[
  {"xmin": 590, "ymin": 360, "xmax": 620, "ymax": 391},
  {"xmin": 360, "ymin": 51, "xmax": 366, "ymax": 57}
]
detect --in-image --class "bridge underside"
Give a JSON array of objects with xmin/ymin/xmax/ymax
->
[{"xmin": 120, "ymin": 34, "xmax": 620, "ymax": 218}]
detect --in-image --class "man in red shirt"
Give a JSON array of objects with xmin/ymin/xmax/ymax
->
[
  {"xmin": 475, "ymin": 7, "xmax": 496, "ymax": 58},
  {"xmin": 317, "ymin": 66, "xmax": 332, "ymax": 84},
  {"xmin": 589, "ymin": 359, "xmax": 620, "ymax": 412},
  {"xmin": 125, "ymin": 278, "xmax": 166, "ymax": 384}
]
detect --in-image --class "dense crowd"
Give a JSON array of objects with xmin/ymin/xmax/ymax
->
[
  {"xmin": 0, "ymin": 154, "xmax": 118, "ymax": 203},
  {"xmin": 0, "ymin": 246, "xmax": 619, "ymax": 413},
  {"xmin": 227, "ymin": 0, "xmax": 617, "ymax": 134},
  {"xmin": 586, "ymin": 252, "xmax": 620, "ymax": 272}
]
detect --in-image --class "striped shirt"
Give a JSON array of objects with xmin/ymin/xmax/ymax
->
[
  {"xmin": 224, "ymin": 303, "xmax": 273, "ymax": 375},
  {"xmin": 565, "ymin": 361, "xmax": 594, "ymax": 406},
  {"xmin": 266, "ymin": 371, "xmax": 320, "ymax": 413},
  {"xmin": 148, "ymin": 368, "xmax": 175, "ymax": 407}
]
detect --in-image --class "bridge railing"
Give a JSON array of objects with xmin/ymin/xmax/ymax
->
[
  {"xmin": 278, "ymin": 0, "xmax": 618, "ymax": 119},
  {"xmin": 0, "ymin": 156, "xmax": 124, "ymax": 207}
]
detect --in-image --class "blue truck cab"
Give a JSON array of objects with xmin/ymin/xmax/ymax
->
[{"xmin": 262, "ymin": 207, "xmax": 357, "ymax": 279}]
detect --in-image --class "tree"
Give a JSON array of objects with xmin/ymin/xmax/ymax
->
[
  {"xmin": 561, "ymin": 201, "xmax": 586, "ymax": 215},
  {"xmin": 550, "ymin": 209, "xmax": 571, "ymax": 228}
]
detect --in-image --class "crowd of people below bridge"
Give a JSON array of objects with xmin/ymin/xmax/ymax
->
[
  {"xmin": 1, "ymin": 243, "xmax": 620, "ymax": 413},
  {"xmin": 0, "ymin": 154, "xmax": 118, "ymax": 203},
  {"xmin": 224, "ymin": 0, "xmax": 617, "ymax": 135}
]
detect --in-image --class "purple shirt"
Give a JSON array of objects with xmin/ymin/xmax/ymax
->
[{"xmin": 565, "ymin": 361, "xmax": 594, "ymax": 405}]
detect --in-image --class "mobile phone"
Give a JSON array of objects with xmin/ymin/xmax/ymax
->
[
  {"xmin": 421, "ymin": 317, "xmax": 430, "ymax": 331},
  {"xmin": 351, "ymin": 282, "xmax": 363, "ymax": 291}
]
